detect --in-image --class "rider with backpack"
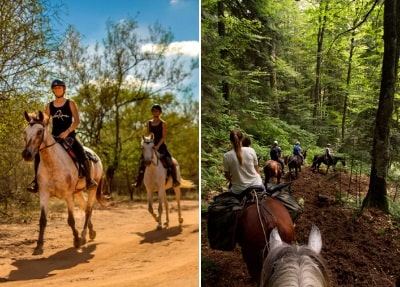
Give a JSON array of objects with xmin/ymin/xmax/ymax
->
[{"xmin": 270, "ymin": 141, "xmax": 285, "ymax": 174}]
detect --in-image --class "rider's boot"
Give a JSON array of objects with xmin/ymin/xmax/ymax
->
[
  {"xmin": 170, "ymin": 165, "xmax": 180, "ymax": 187},
  {"xmin": 166, "ymin": 157, "xmax": 180, "ymax": 187},
  {"xmin": 134, "ymin": 160, "xmax": 145, "ymax": 188},
  {"xmin": 84, "ymin": 158, "xmax": 97, "ymax": 189}
]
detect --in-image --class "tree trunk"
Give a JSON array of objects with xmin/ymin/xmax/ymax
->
[
  {"xmin": 342, "ymin": 36, "xmax": 355, "ymax": 143},
  {"xmin": 363, "ymin": 0, "xmax": 400, "ymax": 212},
  {"xmin": 218, "ymin": 1, "xmax": 230, "ymax": 104},
  {"xmin": 312, "ymin": 6, "xmax": 327, "ymax": 126}
]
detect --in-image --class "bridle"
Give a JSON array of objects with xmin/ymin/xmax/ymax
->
[
  {"xmin": 27, "ymin": 121, "xmax": 59, "ymax": 151},
  {"xmin": 142, "ymin": 139, "xmax": 160, "ymax": 166}
]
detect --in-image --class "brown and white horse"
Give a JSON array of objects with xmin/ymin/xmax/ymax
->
[{"xmin": 22, "ymin": 111, "xmax": 108, "ymax": 255}]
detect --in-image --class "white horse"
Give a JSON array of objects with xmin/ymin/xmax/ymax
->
[
  {"xmin": 260, "ymin": 225, "xmax": 329, "ymax": 287},
  {"xmin": 141, "ymin": 133, "xmax": 195, "ymax": 230},
  {"xmin": 22, "ymin": 111, "xmax": 108, "ymax": 255}
]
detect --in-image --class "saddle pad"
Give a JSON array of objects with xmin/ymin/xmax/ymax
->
[{"xmin": 85, "ymin": 150, "xmax": 99, "ymax": 162}]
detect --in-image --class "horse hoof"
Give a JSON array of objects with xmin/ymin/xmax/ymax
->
[
  {"xmin": 164, "ymin": 222, "xmax": 169, "ymax": 228},
  {"xmin": 179, "ymin": 218, "xmax": 183, "ymax": 224},
  {"xmin": 80, "ymin": 238, "xmax": 87, "ymax": 246},
  {"xmin": 156, "ymin": 225, "xmax": 162, "ymax": 231},
  {"xmin": 89, "ymin": 230, "xmax": 96, "ymax": 240},
  {"xmin": 32, "ymin": 247, "xmax": 43, "ymax": 256},
  {"xmin": 74, "ymin": 238, "xmax": 81, "ymax": 248}
]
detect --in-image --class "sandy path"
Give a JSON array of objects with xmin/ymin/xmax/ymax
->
[{"xmin": 0, "ymin": 200, "xmax": 199, "ymax": 287}]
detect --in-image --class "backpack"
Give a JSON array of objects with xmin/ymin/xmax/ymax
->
[{"xmin": 207, "ymin": 192, "xmax": 243, "ymax": 251}]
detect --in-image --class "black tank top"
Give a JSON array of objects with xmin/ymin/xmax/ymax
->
[
  {"xmin": 149, "ymin": 120, "xmax": 164, "ymax": 146},
  {"xmin": 49, "ymin": 99, "xmax": 75, "ymax": 137},
  {"xmin": 148, "ymin": 120, "xmax": 170, "ymax": 156}
]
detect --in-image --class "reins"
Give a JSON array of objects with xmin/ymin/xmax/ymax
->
[
  {"xmin": 253, "ymin": 190, "xmax": 269, "ymax": 253},
  {"xmin": 250, "ymin": 190, "xmax": 276, "ymax": 255},
  {"xmin": 39, "ymin": 139, "xmax": 60, "ymax": 151}
]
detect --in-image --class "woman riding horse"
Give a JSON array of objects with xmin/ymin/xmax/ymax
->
[
  {"xmin": 223, "ymin": 129, "xmax": 264, "ymax": 199},
  {"xmin": 27, "ymin": 79, "xmax": 97, "ymax": 192},
  {"xmin": 220, "ymin": 130, "xmax": 295, "ymax": 283}
]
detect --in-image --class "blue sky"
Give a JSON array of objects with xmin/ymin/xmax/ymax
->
[
  {"xmin": 54, "ymin": 0, "xmax": 199, "ymax": 99},
  {"xmin": 57, "ymin": 0, "xmax": 199, "ymax": 43}
]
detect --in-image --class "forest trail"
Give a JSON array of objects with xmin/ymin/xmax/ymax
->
[{"xmin": 202, "ymin": 165, "xmax": 400, "ymax": 287}]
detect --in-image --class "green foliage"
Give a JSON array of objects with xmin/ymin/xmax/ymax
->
[{"xmin": 200, "ymin": 0, "xmax": 400, "ymax": 214}]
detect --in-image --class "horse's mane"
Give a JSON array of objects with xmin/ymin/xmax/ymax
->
[{"xmin": 261, "ymin": 244, "xmax": 329, "ymax": 287}]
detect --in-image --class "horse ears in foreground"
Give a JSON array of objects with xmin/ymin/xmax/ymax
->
[{"xmin": 269, "ymin": 224, "xmax": 322, "ymax": 254}]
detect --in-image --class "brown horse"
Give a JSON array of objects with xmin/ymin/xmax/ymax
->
[
  {"xmin": 264, "ymin": 160, "xmax": 283, "ymax": 184},
  {"xmin": 236, "ymin": 192, "xmax": 295, "ymax": 283},
  {"xmin": 287, "ymin": 151, "xmax": 307, "ymax": 179}
]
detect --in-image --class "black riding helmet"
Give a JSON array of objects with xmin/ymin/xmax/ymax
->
[
  {"xmin": 151, "ymin": 104, "xmax": 162, "ymax": 113},
  {"xmin": 51, "ymin": 79, "xmax": 66, "ymax": 88}
]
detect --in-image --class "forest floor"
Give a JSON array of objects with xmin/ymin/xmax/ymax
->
[
  {"xmin": 201, "ymin": 164, "xmax": 400, "ymax": 287},
  {"xmin": 0, "ymin": 198, "xmax": 199, "ymax": 287}
]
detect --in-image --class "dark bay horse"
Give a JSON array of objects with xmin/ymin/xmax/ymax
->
[
  {"xmin": 236, "ymin": 190, "xmax": 295, "ymax": 283},
  {"xmin": 311, "ymin": 154, "xmax": 346, "ymax": 174},
  {"xmin": 287, "ymin": 151, "xmax": 307, "ymax": 179},
  {"xmin": 264, "ymin": 160, "xmax": 283, "ymax": 184},
  {"xmin": 260, "ymin": 225, "xmax": 329, "ymax": 287},
  {"xmin": 22, "ymin": 111, "xmax": 108, "ymax": 255}
]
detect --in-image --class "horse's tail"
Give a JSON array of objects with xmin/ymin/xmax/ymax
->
[
  {"xmin": 179, "ymin": 177, "xmax": 196, "ymax": 189},
  {"xmin": 96, "ymin": 177, "xmax": 109, "ymax": 207}
]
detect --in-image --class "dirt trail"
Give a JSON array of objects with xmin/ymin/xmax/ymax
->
[
  {"xmin": 0, "ymin": 200, "xmax": 199, "ymax": 287},
  {"xmin": 201, "ymin": 166, "xmax": 400, "ymax": 287}
]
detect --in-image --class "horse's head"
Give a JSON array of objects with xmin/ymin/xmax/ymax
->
[
  {"xmin": 141, "ymin": 133, "xmax": 156, "ymax": 166},
  {"xmin": 333, "ymin": 156, "xmax": 346, "ymax": 167},
  {"xmin": 262, "ymin": 225, "xmax": 328, "ymax": 287},
  {"xmin": 22, "ymin": 111, "xmax": 49, "ymax": 161}
]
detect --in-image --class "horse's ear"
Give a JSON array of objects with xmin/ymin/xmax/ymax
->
[
  {"xmin": 308, "ymin": 225, "xmax": 322, "ymax": 254},
  {"xmin": 141, "ymin": 135, "xmax": 145, "ymax": 141},
  {"xmin": 38, "ymin": 111, "xmax": 44, "ymax": 122},
  {"xmin": 24, "ymin": 111, "xmax": 30, "ymax": 122},
  {"xmin": 269, "ymin": 227, "xmax": 282, "ymax": 250},
  {"xmin": 150, "ymin": 133, "xmax": 154, "ymax": 140}
]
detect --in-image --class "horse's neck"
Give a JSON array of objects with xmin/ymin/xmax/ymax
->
[
  {"xmin": 147, "ymin": 151, "xmax": 163, "ymax": 168},
  {"xmin": 39, "ymin": 131, "xmax": 68, "ymax": 164}
]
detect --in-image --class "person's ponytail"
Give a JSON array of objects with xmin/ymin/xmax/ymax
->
[{"xmin": 230, "ymin": 129, "xmax": 243, "ymax": 165}]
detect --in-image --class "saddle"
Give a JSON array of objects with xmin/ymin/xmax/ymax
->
[{"xmin": 60, "ymin": 138, "xmax": 98, "ymax": 176}]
